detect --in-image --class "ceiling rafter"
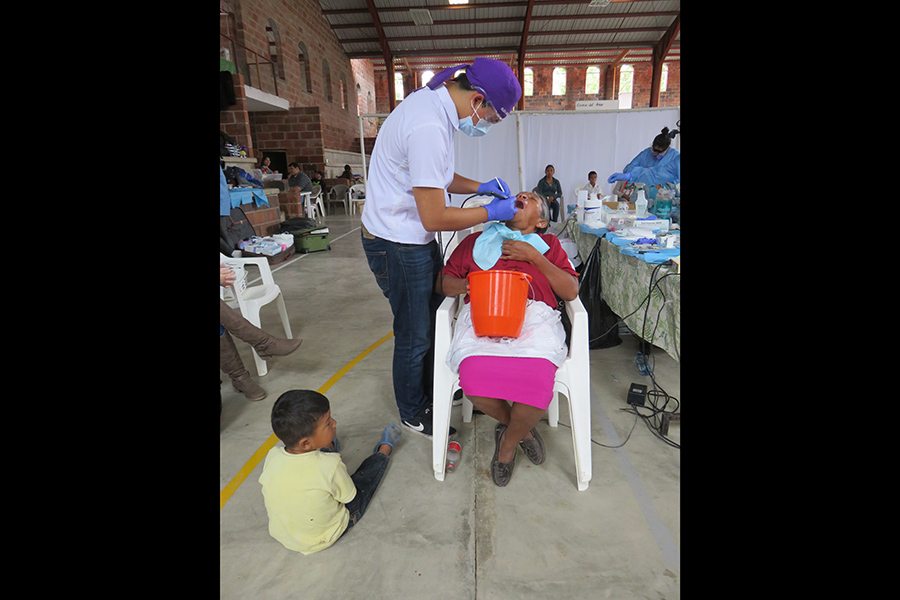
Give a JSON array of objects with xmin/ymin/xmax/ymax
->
[
  {"xmin": 328, "ymin": 11, "xmax": 678, "ymax": 29},
  {"xmin": 338, "ymin": 26, "xmax": 667, "ymax": 44}
]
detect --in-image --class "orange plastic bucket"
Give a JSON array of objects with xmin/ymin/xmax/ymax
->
[{"xmin": 467, "ymin": 269, "xmax": 533, "ymax": 338}]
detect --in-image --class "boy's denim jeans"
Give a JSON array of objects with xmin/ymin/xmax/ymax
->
[
  {"xmin": 343, "ymin": 452, "xmax": 389, "ymax": 531},
  {"xmin": 361, "ymin": 232, "xmax": 443, "ymax": 422}
]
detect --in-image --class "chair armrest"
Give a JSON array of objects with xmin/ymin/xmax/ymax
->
[
  {"xmin": 222, "ymin": 256, "xmax": 275, "ymax": 287},
  {"xmin": 564, "ymin": 296, "xmax": 589, "ymax": 361}
]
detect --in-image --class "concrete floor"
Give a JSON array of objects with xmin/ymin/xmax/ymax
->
[{"xmin": 220, "ymin": 214, "xmax": 680, "ymax": 600}]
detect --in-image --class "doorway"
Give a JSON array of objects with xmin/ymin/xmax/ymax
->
[{"xmin": 259, "ymin": 150, "xmax": 288, "ymax": 176}]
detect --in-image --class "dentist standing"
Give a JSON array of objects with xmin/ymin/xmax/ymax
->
[{"xmin": 361, "ymin": 57, "xmax": 523, "ymax": 438}]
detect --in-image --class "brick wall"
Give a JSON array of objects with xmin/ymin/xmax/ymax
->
[
  {"xmin": 250, "ymin": 107, "xmax": 325, "ymax": 172},
  {"xmin": 223, "ymin": 0, "xmax": 376, "ymax": 153},
  {"xmin": 372, "ymin": 61, "xmax": 680, "ymax": 113},
  {"xmin": 220, "ymin": 73, "xmax": 254, "ymax": 156}
]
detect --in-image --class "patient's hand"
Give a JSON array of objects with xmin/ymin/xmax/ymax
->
[
  {"xmin": 501, "ymin": 240, "xmax": 540, "ymax": 263},
  {"xmin": 220, "ymin": 265, "xmax": 236, "ymax": 287}
]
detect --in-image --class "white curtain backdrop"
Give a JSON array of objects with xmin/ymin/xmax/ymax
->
[{"xmin": 450, "ymin": 108, "xmax": 680, "ymax": 207}]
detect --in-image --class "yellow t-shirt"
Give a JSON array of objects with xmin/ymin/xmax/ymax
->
[{"xmin": 258, "ymin": 447, "xmax": 357, "ymax": 554}]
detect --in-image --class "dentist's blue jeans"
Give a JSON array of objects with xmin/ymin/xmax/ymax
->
[{"xmin": 362, "ymin": 233, "xmax": 443, "ymax": 422}]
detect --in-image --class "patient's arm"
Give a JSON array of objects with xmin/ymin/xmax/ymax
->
[
  {"xmin": 501, "ymin": 240, "xmax": 579, "ymax": 301},
  {"xmin": 438, "ymin": 274, "xmax": 468, "ymax": 297}
]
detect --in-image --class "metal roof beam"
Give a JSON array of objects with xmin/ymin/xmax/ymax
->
[
  {"xmin": 518, "ymin": 0, "xmax": 536, "ymax": 110},
  {"xmin": 364, "ymin": 0, "xmax": 395, "ymax": 110},
  {"xmin": 324, "ymin": 0, "xmax": 665, "ymax": 15},
  {"xmin": 650, "ymin": 13, "xmax": 679, "ymax": 107},
  {"xmin": 329, "ymin": 11, "xmax": 679, "ymax": 29},
  {"xmin": 340, "ymin": 26, "xmax": 667, "ymax": 44}
]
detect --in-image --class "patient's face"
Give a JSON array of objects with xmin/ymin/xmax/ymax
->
[{"xmin": 507, "ymin": 192, "xmax": 547, "ymax": 233}]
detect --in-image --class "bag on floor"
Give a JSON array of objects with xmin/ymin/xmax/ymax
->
[
  {"xmin": 578, "ymin": 235, "xmax": 622, "ymax": 349},
  {"xmin": 220, "ymin": 206, "xmax": 257, "ymax": 254}
]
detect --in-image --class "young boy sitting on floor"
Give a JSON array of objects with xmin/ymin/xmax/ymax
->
[{"xmin": 258, "ymin": 390, "xmax": 402, "ymax": 554}]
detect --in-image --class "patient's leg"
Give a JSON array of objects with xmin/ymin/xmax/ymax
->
[
  {"xmin": 466, "ymin": 395, "xmax": 511, "ymax": 425},
  {"xmin": 499, "ymin": 403, "xmax": 544, "ymax": 463}
]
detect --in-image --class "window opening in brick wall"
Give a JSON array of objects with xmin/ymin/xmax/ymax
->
[
  {"xmin": 356, "ymin": 83, "xmax": 362, "ymax": 115},
  {"xmin": 660, "ymin": 63, "xmax": 668, "ymax": 93},
  {"xmin": 394, "ymin": 72, "xmax": 404, "ymax": 101},
  {"xmin": 298, "ymin": 42, "xmax": 312, "ymax": 93},
  {"xmin": 585, "ymin": 66, "xmax": 600, "ymax": 95},
  {"xmin": 323, "ymin": 59, "xmax": 333, "ymax": 102},
  {"xmin": 340, "ymin": 77, "xmax": 347, "ymax": 109},
  {"xmin": 524, "ymin": 67, "xmax": 534, "ymax": 96},
  {"xmin": 266, "ymin": 20, "xmax": 285, "ymax": 80},
  {"xmin": 421, "ymin": 70, "xmax": 434, "ymax": 87},
  {"xmin": 368, "ymin": 91, "xmax": 373, "ymax": 112},
  {"xmin": 552, "ymin": 67, "xmax": 566, "ymax": 96},
  {"xmin": 618, "ymin": 64, "xmax": 633, "ymax": 109}
]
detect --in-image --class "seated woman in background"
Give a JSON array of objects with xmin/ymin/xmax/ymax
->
[
  {"xmin": 339, "ymin": 164, "xmax": 354, "ymax": 182},
  {"xmin": 535, "ymin": 164, "xmax": 562, "ymax": 222},
  {"xmin": 259, "ymin": 156, "xmax": 273, "ymax": 174},
  {"xmin": 438, "ymin": 191, "xmax": 578, "ymax": 487}
]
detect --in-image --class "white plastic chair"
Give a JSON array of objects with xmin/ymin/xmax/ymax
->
[
  {"xmin": 301, "ymin": 191, "xmax": 326, "ymax": 224},
  {"xmin": 219, "ymin": 253, "xmax": 294, "ymax": 377},
  {"xmin": 349, "ymin": 183, "xmax": 366, "ymax": 216},
  {"xmin": 327, "ymin": 183, "xmax": 350, "ymax": 215},
  {"xmin": 431, "ymin": 294, "xmax": 592, "ymax": 491}
]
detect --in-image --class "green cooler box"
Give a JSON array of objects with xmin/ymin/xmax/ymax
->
[{"xmin": 294, "ymin": 227, "xmax": 331, "ymax": 253}]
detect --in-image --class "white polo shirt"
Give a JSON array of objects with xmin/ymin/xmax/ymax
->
[{"xmin": 362, "ymin": 85, "xmax": 458, "ymax": 245}]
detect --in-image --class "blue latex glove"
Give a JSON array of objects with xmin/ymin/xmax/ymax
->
[
  {"xmin": 483, "ymin": 196, "xmax": 518, "ymax": 221},
  {"xmin": 607, "ymin": 172, "xmax": 630, "ymax": 184},
  {"xmin": 477, "ymin": 177, "xmax": 512, "ymax": 199}
]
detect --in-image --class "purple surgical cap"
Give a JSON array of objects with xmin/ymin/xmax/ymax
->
[{"xmin": 426, "ymin": 57, "xmax": 523, "ymax": 119}]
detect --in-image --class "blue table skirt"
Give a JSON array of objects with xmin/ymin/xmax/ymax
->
[{"xmin": 229, "ymin": 188, "xmax": 270, "ymax": 209}]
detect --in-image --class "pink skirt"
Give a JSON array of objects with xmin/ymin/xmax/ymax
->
[{"xmin": 458, "ymin": 356, "xmax": 557, "ymax": 410}]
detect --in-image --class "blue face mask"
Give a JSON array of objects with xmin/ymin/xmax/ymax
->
[{"xmin": 459, "ymin": 99, "xmax": 495, "ymax": 137}]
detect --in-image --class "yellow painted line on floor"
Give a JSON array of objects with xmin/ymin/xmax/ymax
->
[{"xmin": 220, "ymin": 330, "xmax": 394, "ymax": 510}]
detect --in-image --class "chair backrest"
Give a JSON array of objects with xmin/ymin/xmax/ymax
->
[
  {"xmin": 311, "ymin": 183, "xmax": 321, "ymax": 198},
  {"xmin": 219, "ymin": 253, "xmax": 276, "ymax": 307},
  {"xmin": 349, "ymin": 183, "xmax": 366, "ymax": 199},
  {"xmin": 330, "ymin": 183, "xmax": 349, "ymax": 201}
]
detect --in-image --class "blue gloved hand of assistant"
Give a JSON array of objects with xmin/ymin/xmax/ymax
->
[
  {"xmin": 483, "ymin": 196, "xmax": 518, "ymax": 222},
  {"xmin": 607, "ymin": 172, "xmax": 629, "ymax": 183},
  {"xmin": 477, "ymin": 177, "xmax": 512, "ymax": 199},
  {"xmin": 472, "ymin": 222, "xmax": 550, "ymax": 270}
]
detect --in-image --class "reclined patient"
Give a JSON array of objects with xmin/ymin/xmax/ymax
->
[{"xmin": 438, "ymin": 191, "xmax": 579, "ymax": 487}]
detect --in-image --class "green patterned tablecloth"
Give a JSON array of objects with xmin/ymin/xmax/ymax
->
[{"xmin": 570, "ymin": 226, "xmax": 680, "ymax": 362}]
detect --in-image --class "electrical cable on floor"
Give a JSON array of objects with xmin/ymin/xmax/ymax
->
[{"xmin": 632, "ymin": 270, "xmax": 680, "ymax": 448}]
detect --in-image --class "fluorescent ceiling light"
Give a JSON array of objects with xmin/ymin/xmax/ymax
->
[
  {"xmin": 449, "ymin": 0, "xmax": 470, "ymax": 5},
  {"xmin": 409, "ymin": 9, "xmax": 434, "ymax": 25}
]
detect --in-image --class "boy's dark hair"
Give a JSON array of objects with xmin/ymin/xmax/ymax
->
[
  {"xmin": 271, "ymin": 390, "xmax": 330, "ymax": 447},
  {"xmin": 545, "ymin": 164, "xmax": 554, "ymax": 171},
  {"xmin": 588, "ymin": 170, "xmax": 597, "ymax": 178},
  {"xmin": 288, "ymin": 162, "xmax": 300, "ymax": 169}
]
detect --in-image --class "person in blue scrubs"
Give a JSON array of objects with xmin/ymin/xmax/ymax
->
[{"xmin": 608, "ymin": 126, "xmax": 680, "ymax": 195}]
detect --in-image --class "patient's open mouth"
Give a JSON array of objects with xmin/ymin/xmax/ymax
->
[{"xmin": 515, "ymin": 199, "xmax": 525, "ymax": 209}]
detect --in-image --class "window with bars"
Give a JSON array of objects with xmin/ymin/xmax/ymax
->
[
  {"xmin": 618, "ymin": 65, "xmax": 634, "ymax": 109},
  {"xmin": 394, "ymin": 72, "xmax": 404, "ymax": 101},
  {"xmin": 552, "ymin": 67, "xmax": 566, "ymax": 96},
  {"xmin": 265, "ymin": 20, "xmax": 285, "ymax": 80},
  {"xmin": 585, "ymin": 66, "xmax": 600, "ymax": 95},
  {"xmin": 323, "ymin": 59, "xmax": 333, "ymax": 102},
  {"xmin": 298, "ymin": 42, "xmax": 312, "ymax": 93}
]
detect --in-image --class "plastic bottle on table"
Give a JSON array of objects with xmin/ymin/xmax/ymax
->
[
  {"xmin": 635, "ymin": 188, "xmax": 648, "ymax": 218},
  {"xmin": 446, "ymin": 440, "xmax": 462, "ymax": 472}
]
